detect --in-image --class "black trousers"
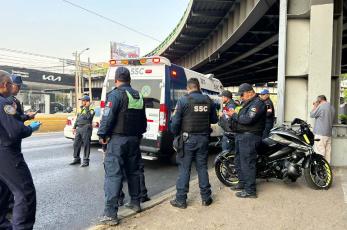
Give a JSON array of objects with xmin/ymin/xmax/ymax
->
[
  {"xmin": 73, "ymin": 125, "xmax": 92, "ymax": 163},
  {"xmin": 119, "ymin": 157, "xmax": 148, "ymax": 201},
  {"xmin": 0, "ymin": 148, "xmax": 36, "ymax": 230},
  {"xmin": 103, "ymin": 135, "xmax": 141, "ymax": 217},
  {"xmin": 234, "ymin": 133, "xmax": 262, "ymax": 194}
]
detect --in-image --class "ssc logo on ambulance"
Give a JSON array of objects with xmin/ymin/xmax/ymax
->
[{"xmin": 141, "ymin": 85, "xmax": 151, "ymax": 97}]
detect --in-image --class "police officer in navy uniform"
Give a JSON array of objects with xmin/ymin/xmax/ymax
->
[
  {"xmin": 259, "ymin": 89, "xmax": 275, "ymax": 139},
  {"xmin": 97, "ymin": 67, "xmax": 147, "ymax": 226},
  {"xmin": 10, "ymin": 75, "xmax": 37, "ymax": 121},
  {"xmin": 70, "ymin": 95, "xmax": 95, "ymax": 167},
  {"xmin": 0, "ymin": 70, "xmax": 41, "ymax": 230},
  {"xmin": 170, "ymin": 78, "xmax": 218, "ymax": 209},
  {"xmin": 218, "ymin": 90, "xmax": 237, "ymax": 153},
  {"xmin": 4, "ymin": 75, "xmax": 38, "ymax": 216},
  {"xmin": 227, "ymin": 83, "xmax": 266, "ymax": 198}
]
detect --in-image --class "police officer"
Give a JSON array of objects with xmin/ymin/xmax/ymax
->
[
  {"xmin": 70, "ymin": 95, "xmax": 95, "ymax": 167},
  {"xmin": 218, "ymin": 90, "xmax": 237, "ymax": 153},
  {"xmin": 259, "ymin": 89, "xmax": 275, "ymax": 139},
  {"xmin": 97, "ymin": 67, "xmax": 147, "ymax": 226},
  {"xmin": 170, "ymin": 78, "xmax": 218, "ymax": 209},
  {"xmin": 0, "ymin": 70, "xmax": 41, "ymax": 230},
  {"xmin": 227, "ymin": 83, "xmax": 266, "ymax": 198},
  {"xmin": 10, "ymin": 75, "xmax": 36, "ymax": 121}
]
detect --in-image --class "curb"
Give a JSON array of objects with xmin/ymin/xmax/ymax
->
[{"xmin": 88, "ymin": 169, "xmax": 213, "ymax": 230}]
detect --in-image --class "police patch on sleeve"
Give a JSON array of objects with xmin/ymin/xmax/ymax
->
[
  {"xmin": 249, "ymin": 107, "xmax": 257, "ymax": 118},
  {"xmin": 4, "ymin": 105, "xmax": 16, "ymax": 115},
  {"xmin": 103, "ymin": 107, "xmax": 110, "ymax": 116}
]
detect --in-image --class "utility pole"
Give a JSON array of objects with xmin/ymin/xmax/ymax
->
[
  {"xmin": 74, "ymin": 51, "xmax": 79, "ymax": 113},
  {"xmin": 73, "ymin": 48, "xmax": 89, "ymax": 113},
  {"xmin": 88, "ymin": 57, "xmax": 92, "ymax": 102},
  {"xmin": 78, "ymin": 54, "xmax": 82, "ymax": 102}
]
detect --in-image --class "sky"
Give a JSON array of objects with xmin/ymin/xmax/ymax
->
[{"xmin": 0, "ymin": 0, "xmax": 190, "ymax": 65}]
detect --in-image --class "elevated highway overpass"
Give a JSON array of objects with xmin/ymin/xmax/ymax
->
[{"xmin": 148, "ymin": 0, "xmax": 347, "ymax": 166}]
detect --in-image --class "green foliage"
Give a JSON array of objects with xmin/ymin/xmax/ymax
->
[{"xmin": 339, "ymin": 114, "xmax": 347, "ymax": 124}]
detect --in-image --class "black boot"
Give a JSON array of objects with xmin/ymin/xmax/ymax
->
[
  {"xmin": 170, "ymin": 199, "xmax": 187, "ymax": 209},
  {"xmin": 230, "ymin": 183, "xmax": 244, "ymax": 191},
  {"xmin": 140, "ymin": 196, "xmax": 151, "ymax": 203},
  {"xmin": 69, "ymin": 158, "xmax": 81, "ymax": 165},
  {"xmin": 235, "ymin": 190, "xmax": 257, "ymax": 198},
  {"xmin": 202, "ymin": 197, "xmax": 213, "ymax": 206},
  {"xmin": 125, "ymin": 202, "xmax": 141, "ymax": 213},
  {"xmin": 81, "ymin": 162, "xmax": 89, "ymax": 167}
]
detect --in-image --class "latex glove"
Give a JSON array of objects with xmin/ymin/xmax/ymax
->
[{"xmin": 29, "ymin": 121, "xmax": 41, "ymax": 132}]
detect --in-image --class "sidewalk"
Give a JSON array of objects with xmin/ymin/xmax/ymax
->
[{"xmin": 92, "ymin": 168, "xmax": 347, "ymax": 230}]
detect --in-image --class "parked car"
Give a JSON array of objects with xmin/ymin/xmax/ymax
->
[{"xmin": 64, "ymin": 106, "xmax": 101, "ymax": 142}]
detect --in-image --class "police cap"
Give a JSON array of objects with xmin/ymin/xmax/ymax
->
[
  {"xmin": 11, "ymin": 75, "xmax": 23, "ymax": 86},
  {"xmin": 219, "ymin": 90, "xmax": 233, "ymax": 98},
  {"xmin": 115, "ymin": 67, "xmax": 131, "ymax": 82},
  {"xmin": 79, "ymin": 95, "xmax": 90, "ymax": 101},
  {"xmin": 259, "ymin": 89, "xmax": 270, "ymax": 95},
  {"xmin": 236, "ymin": 83, "xmax": 253, "ymax": 96}
]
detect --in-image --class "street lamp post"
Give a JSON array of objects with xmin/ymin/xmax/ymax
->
[{"xmin": 73, "ymin": 48, "xmax": 89, "ymax": 113}]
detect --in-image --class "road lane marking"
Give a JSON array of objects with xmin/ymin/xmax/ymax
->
[{"xmin": 342, "ymin": 183, "xmax": 347, "ymax": 204}]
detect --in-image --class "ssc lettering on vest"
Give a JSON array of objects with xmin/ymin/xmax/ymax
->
[{"xmin": 194, "ymin": 105, "xmax": 208, "ymax": 112}]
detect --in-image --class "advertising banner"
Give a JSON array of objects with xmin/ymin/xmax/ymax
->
[{"xmin": 110, "ymin": 42, "xmax": 140, "ymax": 59}]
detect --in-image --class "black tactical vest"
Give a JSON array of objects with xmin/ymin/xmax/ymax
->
[
  {"xmin": 112, "ymin": 89, "xmax": 146, "ymax": 136},
  {"xmin": 235, "ymin": 97, "xmax": 266, "ymax": 135},
  {"xmin": 181, "ymin": 95, "xmax": 211, "ymax": 134}
]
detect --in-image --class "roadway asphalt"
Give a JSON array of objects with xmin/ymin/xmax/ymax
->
[{"xmin": 21, "ymin": 132, "xmax": 218, "ymax": 230}]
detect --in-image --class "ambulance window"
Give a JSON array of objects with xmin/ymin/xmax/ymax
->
[{"xmin": 131, "ymin": 79, "xmax": 161, "ymax": 109}]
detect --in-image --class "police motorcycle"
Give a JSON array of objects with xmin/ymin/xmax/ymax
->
[{"xmin": 214, "ymin": 118, "xmax": 333, "ymax": 190}]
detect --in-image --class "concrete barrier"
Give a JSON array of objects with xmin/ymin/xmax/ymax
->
[{"xmin": 24, "ymin": 113, "xmax": 73, "ymax": 133}]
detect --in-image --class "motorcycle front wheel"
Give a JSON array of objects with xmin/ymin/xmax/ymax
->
[
  {"xmin": 304, "ymin": 156, "xmax": 333, "ymax": 190},
  {"xmin": 215, "ymin": 152, "xmax": 239, "ymax": 187}
]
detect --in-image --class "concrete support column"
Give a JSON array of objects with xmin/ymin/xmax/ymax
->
[
  {"xmin": 307, "ymin": 0, "xmax": 334, "ymax": 121},
  {"xmin": 279, "ymin": 0, "xmax": 341, "ymax": 123}
]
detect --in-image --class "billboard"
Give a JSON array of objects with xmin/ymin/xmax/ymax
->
[{"xmin": 110, "ymin": 42, "xmax": 140, "ymax": 59}]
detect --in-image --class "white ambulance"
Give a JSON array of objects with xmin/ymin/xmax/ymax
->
[{"xmin": 101, "ymin": 56, "xmax": 223, "ymax": 162}]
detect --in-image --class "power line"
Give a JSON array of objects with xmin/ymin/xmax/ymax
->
[
  {"xmin": 0, "ymin": 48, "xmax": 65, "ymax": 60},
  {"xmin": 61, "ymin": 0, "xmax": 162, "ymax": 43},
  {"xmin": 0, "ymin": 48, "xmax": 91, "ymax": 66}
]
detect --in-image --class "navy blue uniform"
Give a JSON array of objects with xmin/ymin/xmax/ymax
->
[
  {"xmin": 220, "ymin": 99, "xmax": 237, "ymax": 152},
  {"xmin": 231, "ymin": 96, "xmax": 266, "ymax": 194},
  {"xmin": 171, "ymin": 91, "xmax": 218, "ymax": 203},
  {"xmin": 72, "ymin": 106, "xmax": 95, "ymax": 164},
  {"xmin": 10, "ymin": 96, "xmax": 30, "ymax": 122},
  {"xmin": 98, "ymin": 84, "xmax": 147, "ymax": 218},
  {"xmin": 0, "ymin": 94, "xmax": 36, "ymax": 230},
  {"xmin": 262, "ymin": 98, "xmax": 275, "ymax": 139}
]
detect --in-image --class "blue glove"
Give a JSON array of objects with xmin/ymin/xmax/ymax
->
[{"xmin": 29, "ymin": 121, "xmax": 41, "ymax": 132}]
